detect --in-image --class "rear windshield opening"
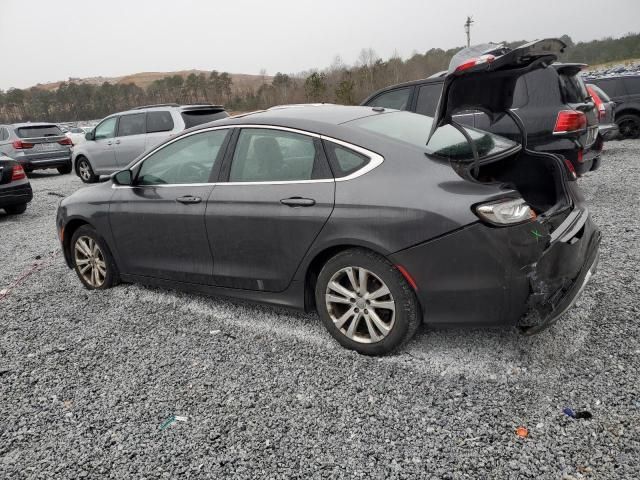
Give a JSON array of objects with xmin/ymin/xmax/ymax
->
[
  {"xmin": 348, "ymin": 111, "xmax": 517, "ymax": 161},
  {"xmin": 559, "ymin": 74, "xmax": 589, "ymax": 103},
  {"xmin": 181, "ymin": 109, "xmax": 229, "ymax": 129},
  {"xmin": 16, "ymin": 125, "xmax": 62, "ymax": 138}
]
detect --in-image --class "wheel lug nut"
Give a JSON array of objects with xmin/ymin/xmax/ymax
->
[
  {"xmin": 364, "ymin": 309, "xmax": 368, "ymax": 314},
  {"xmin": 354, "ymin": 308, "xmax": 359, "ymax": 313},
  {"xmin": 350, "ymin": 298, "xmax": 356, "ymax": 303}
]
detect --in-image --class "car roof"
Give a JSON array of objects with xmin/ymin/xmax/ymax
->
[{"xmin": 208, "ymin": 105, "xmax": 385, "ymax": 134}]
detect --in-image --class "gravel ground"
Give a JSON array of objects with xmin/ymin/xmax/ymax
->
[{"xmin": 1, "ymin": 142, "xmax": 639, "ymax": 479}]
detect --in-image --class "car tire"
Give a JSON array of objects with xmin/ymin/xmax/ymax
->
[
  {"xmin": 4, "ymin": 203, "xmax": 27, "ymax": 215},
  {"xmin": 315, "ymin": 248, "xmax": 420, "ymax": 355},
  {"xmin": 617, "ymin": 114, "xmax": 640, "ymax": 139},
  {"xmin": 70, "ymin": 225, "xmax": 120, "ymax": 290},
  {"xmin": 76, "ymin": 156, "xmax": 97, "ymax": 183},
  {"xmin": 57, "ymin": 163, "xmax": 72, "ymax": 175}
]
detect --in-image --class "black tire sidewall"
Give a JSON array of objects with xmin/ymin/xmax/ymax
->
[
  {"xmin": 70, "ymin": 225, "xmax": 119, "ymax": 290},
  {"xmin": 315, "ymin": 249, "xmax": 419, "ymax": 355},
  {"xmin": 618, "ymin": 115, "xmax": 640, "ymax": 139}
]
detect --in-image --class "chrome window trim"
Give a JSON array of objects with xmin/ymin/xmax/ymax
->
[{"xmin": 112, "ymin": 124, "xmax": 384, "ymax": 189}]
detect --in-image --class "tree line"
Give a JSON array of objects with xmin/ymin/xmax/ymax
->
[{"xmin": 1, "ymin": 33, "xmax": 638, "ymax": 124}]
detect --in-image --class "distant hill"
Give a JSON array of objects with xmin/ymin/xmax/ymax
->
[{"xmin": 34, "ymin": 69, "xmax": 271, "ymax": 93}]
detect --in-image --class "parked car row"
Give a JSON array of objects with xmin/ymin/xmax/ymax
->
[
  {"xmin": 57, "ymin": 39, "xmax": 601, "ymax": 355},
  {"xmin": 586, "ymin": 74, "xmax": 640, "ymax": 139},
  {"xmin": 0, "ymin": 104, "xmax": 228, "ymax": 215},
  {"xmin": 362, "ymin": 59, "xmax": 602, "ymax": 176}
]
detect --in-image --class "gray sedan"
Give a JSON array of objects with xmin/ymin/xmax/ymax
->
[{"xmin": 56, "ymin": 40, "xmax": 600, "ymax": 355}]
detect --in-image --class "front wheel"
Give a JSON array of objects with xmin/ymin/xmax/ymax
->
[
  {"xmin": 315, "ymin": 248, "xmax": 420, "ymax": 355},
  {"xmin": 70, "ymin": 225, "xmax": 120, "ymax": 289},
  {"xmin": 76, "ymin": 157, "xmax": 97, "ymax": 183},
  {"xmin": 617, "ymin": 114, "xmax": 640, "ymax": 139}
]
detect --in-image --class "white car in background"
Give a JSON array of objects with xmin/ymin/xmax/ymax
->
[{"xmin": 65, "ymin": 127, "xmax": 93, "ymax": 146}]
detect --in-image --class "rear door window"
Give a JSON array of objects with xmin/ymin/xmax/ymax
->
[
  {"xmin": 622, "ymin": 77, "xmax": 640, "ymax": 95},
  {"xmin": 229, "ymin": 129, "xmax": 323, "ymax": 182},
  {"xmin": 16, "ymin": 125, "xmax": 62, "ymax": 138},
  {"xmin": 147, "ymin": 111, "xmax": 175, "ymax": 133},
  {"xmin": 367, "ymin": 88, "xmax": 413, "ymax": 111},
  {"xmin": 117, "ymin": 113, "xmax": 146, "ymax": 137},
  {"xmin": 593, "ymin": 78, "xmax": 627, "ymax": 98},
  {"xmin": 0, "ymin": 128, "xmax": 8, "ymax": 141},
  {"xmin": 415, "ymin": 83, "xmax": 443, "ymax": 116}
]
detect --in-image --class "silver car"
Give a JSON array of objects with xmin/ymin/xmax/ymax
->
[
  {"xmin": 0, "ymin": 123, "xmax": 73, "ymax": 175},
  {"xmin": 72, "ymin": 104, "xmax": 227, "ymax": 183}
]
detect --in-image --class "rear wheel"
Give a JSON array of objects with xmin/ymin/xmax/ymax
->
[
  {"xmin": 617, "ymin": 114, "xmax": 640, "ymax": 139},
  {"xmin": 76, "ymin": 156, "xmax": 97, "ymax": 183},
  {"xmin": 315, "ymin": 248, "xmax": 420, "ymax": 355},
  {"xmin": 70, "ymin": 225, "xmax": 120, "ymax": 289},
  {"xmin": 4, "ymin": 204, "xmax": 27, "ymax": 215},
  {"xmin": 57, "ymin": 163, "xmax": 72, "ymax": 175}
]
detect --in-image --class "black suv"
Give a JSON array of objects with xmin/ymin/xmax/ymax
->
[
  {"xmin": 587, "ymin": 75, "xmax": 640, "ymax": 139},
  {"xmin": 362, "ymin": 63, "xmax": 600, "ymax": 176}
]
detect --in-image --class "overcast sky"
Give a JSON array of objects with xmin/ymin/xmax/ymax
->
[{"xmin": 1, "ymin": 0, "xmax": 639, "ymax": 90}]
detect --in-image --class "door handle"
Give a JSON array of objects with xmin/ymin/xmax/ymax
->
[
  {"xmin": 176, "ymin": 195, "xmax": 202, "ymax": 204},
  {"xmin": 280, "ymin": 197, "xmax": 316, "ymax": 207},
  {"xmin": 106, "ymin": 141, "xmax": 112, "ymax": 146},
  {"xmin": 115, "ymin": 139, "xmax": 121, "ymax": 145}
]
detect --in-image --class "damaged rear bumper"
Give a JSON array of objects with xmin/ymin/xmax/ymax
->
[{"xmin": 389, "ymin": 205, "xmax": 600, "ymax": 329}]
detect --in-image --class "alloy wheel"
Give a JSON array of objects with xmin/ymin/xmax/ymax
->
[
  {"xmin": 78, "ymin": 160, "xmax": 91, "ymax": 181},
  {"xmin": 74, "ymin": 235, "xmax": 107, "ymax": 288},
  {"xmin": 325, "ymin": 266, "xmax": 396, "ymax": 344}
]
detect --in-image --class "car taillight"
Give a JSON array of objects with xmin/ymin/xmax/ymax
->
[
  {"xmin": 587, "ymin": 86, "xmax": 606, "ymax": 121},
  {"xmin": 455, "ymin": 54, "xmax": 496, "ymax": 72},
  {"xmin": 58, "ymin": 137, "xmax": 73, "ymax": 146},
  {"xmin": 553, "ymin": 110, "xmax": 587, "ymax": 134},
  {"xmin": 11, "ymin": 164, "xmax": 26, "ymax": 181},
  {"xmin": 475, "ymin": 197, "xmax": 536, "ymax": 226},
  {"xmin": 564, "ymin": 159, "xmax": 577, "ymax": 180},
  {"xmin": 12, "ymin": 139, "xmax": 34, "ymax": 149}
]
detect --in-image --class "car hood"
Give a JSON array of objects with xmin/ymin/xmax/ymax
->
[{"xmin": 428, "ymin": 38, "xmax": 566, "ymax": 143}]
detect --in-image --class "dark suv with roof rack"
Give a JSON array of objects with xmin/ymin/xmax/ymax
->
[
  {"xmin": 363, "ymin": 61, "xmax": 600, "ymax": 176},
  {"xmin": 587, "ymin": 75, "xmax": 640, "ymax": 139},
  {"xmin": 72, "ymin": 104, "xmax": 228, "ymax": 183}
]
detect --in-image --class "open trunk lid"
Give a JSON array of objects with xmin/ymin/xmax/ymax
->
[{"xmin": 428, "ymin": 38, "xmax": 566, "ymax": 141}]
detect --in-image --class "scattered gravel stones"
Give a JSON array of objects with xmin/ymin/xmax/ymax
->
[{"xmin": 1, "ymin": 142, "xmax": 639, "ymax": 478}]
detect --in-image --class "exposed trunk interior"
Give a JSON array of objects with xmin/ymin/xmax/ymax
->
[{"xmin": 470, "ymin": 150, "xmax": 570, "ymax": 214}]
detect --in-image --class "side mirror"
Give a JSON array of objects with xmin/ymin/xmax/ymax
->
[
  {"xmin": 85, "ymin": 131, "xmax": 95, "ymax": 141},
  {"xmin": 112, "ymin": 170, "xmax": 133, "ymax": 186}
]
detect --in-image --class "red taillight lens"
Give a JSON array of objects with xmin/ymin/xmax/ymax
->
[
  {"xmin": 587, "ymin": 86, "xmax": 606, "ymax": 120},
  {"xmin": 577, "ymin": 149, "xmax": 584, "ymax": 163},
  {"xmin": 554, "ymin": 110, "xmax": 587, "ymax": 133},
  {"xmin": 455, "ymin": 54, "xmax": 496, "ymax": 73},
  {"xmin": 564, "ymin": 159, "xmax": 577, "ymax": 180},
  {"xmin": 12, "ymin": 139, "xmax": 34, "ymax": 149},
  {"xmin": 11, "ymin": 165, "xmax": 26, "ymax": 181},
  {"xmin": 58, "ymin": 137, "xmax": 73, "ymax": 146}
]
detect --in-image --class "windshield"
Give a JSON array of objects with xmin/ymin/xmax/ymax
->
[
  {"xmin": 349, "ymin": 111, "xmax": 517, "ymax": 161},
  {"xmin": 16, "ymin": 125, "xmax": 62, "ymax": 138}
]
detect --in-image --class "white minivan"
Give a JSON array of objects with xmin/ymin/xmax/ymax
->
[{"xmin": 73, "ymin": 104, "xmax": 227, "ymax": 183}]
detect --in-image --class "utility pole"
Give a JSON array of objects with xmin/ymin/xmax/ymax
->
[{"xmin": 464, "ymin": 16, "xmax": 474, "ymax": 47}]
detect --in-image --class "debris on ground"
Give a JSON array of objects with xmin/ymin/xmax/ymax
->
[
  {"xmin": 563, "ymin": 407, "xmax": 593, "ymax": 420},
  {"xmin": 159, "ymin": 415, "xmax": 188, "ymax": 431},
  {"xmin": 515, "ymin": 426, "xmax": 529, "ymax": 438}
]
